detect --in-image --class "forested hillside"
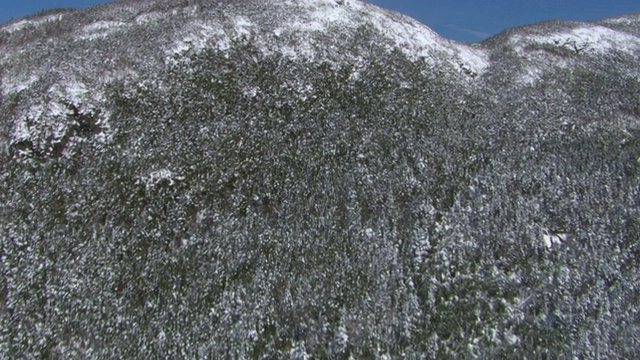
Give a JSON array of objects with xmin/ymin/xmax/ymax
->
[{"xmin": 1, "ymin": 0, "xmax": 639, "ymax": 358}]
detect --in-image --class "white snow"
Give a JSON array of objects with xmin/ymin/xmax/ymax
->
[
  {"xmin": 77, "ymin": 21, "xmax": 128, "ymax": 40},
  {"xmin": 276, "ymin": 0, "xmax": 489, "ymax": 74},
  {"xmin": 1, "ymin": 15, "xmax": 64, "ymax": 34},
  {"xmin": 335, "ymin": 324, "xmax": 348, "ymax": 349},
  {"xmin": 509, "ymin": 24, "xmax": 639, "ymax": 85},
  {"xmin": 166, "ymin": 21, "xmax": 229, "ymax": 61},
  {"xmin": 364, "ymin": 228, "xmax": 375, "ymax": 238},
  {"xmin": 538, "ymin": 26, "xmax": 639, "ymax": 54},
  {"xmin": 160, "ymin": 0, "xmax": 490, "ymax": 75},
  {"xmin": 511, "ymin": 25, "xmax": 640, "ymax": 56},
  {"xmin": 137, "ymin": 169, "xmax": 185, "ymax": 191},
  {"xmin": 286, "ymin": 0, "xmax": 352, "ymax": 32},
  {"xmin": 601, "ymin": 14, "xmax": 640, "ymax": 26},
  {"xmin": 233, "ymin": 16, "xmax": 254, "ymax": 37},
  {"xmin": 135, "ymin": 12, "xmax": 163, "ymax": 25},
  {"xmin": 517, "ymin": 65, "xmax": 551, "ymax": 86},
  {"xmin": 9, "ymin": 79, "xmax": 112, "ymax": 152},
  {"xmin": 13, "ymin": 116, "xmax": 34, "ymax": 143},
  {"xmin": 1, "ymin": 74, "xmax": 39, "ymax": 96},
  {"xmin": 453, "ymin": 45, "xmax": 490, "ymax": 75},
  {"xmin": 11, "ymin": 100, "xmax": 70, "ymax": 149},
  {"xmin": 2, "ymin": 20, "xmax": 30, "ymax": 33},
  {"xmin": 289, "ymin": 341, "xmax": 311, "ymax": 360},
  {"xmin": 51, "ymin": 81, "xmax": 90, "ymax": 105},
  {"xmin": 543, "ymin": 232, "xmax": 567, "ymax": 249},
  {"xmin": 243, "ymin": 86, "xmax": 259, "ymax": 98},
  {"xmin": 505, "ymin": 331, "xmax": 520, "ymax": 345}
]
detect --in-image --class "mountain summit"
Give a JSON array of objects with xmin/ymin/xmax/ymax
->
[{"xmin": 1, "ymin": 1, "xmax": 639, "ymax": 358}]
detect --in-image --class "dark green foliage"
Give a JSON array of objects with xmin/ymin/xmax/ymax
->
[{"xmin": 1, "ymin": 4, "xmax": 640, "ymax": 359}]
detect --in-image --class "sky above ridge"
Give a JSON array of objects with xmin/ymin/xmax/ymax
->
[
  {"xmin": 370, "ymin": 0, "xmax": 640, "ymax": 42},
  {"xmin": 1, "ymin": 0, "xmax": 639, "ymax": 42}
]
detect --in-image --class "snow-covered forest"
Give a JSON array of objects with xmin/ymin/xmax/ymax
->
[{"xmin": 1, "ymin": 0, "xmax": 639, "ymax": 358}]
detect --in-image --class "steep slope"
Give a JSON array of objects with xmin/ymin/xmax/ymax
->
[
  {"xmin": 1, "ymin": 1, "xmax": 640, "ymax": 358},
  {"xmin": 0, "ymin": 0, "xmax": 488, "ymax": 160},
  {"xmin": 481, "ymin": 14, "xmax": 640, "ymax": 86}
]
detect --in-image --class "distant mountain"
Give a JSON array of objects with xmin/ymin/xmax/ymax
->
[{"xmin": 1, "ymin": 0, "xmax": 639, "ymax": 358}]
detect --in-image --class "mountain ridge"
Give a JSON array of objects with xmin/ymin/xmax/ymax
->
[{"xmin": 1, "ymin": 0, "xmax": 640, "ymax": 358}]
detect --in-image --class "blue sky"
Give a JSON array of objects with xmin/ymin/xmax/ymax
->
[
  {"xmin": 370, "ymin": 0, "xmax": 640, "ymax": 42},
  {"xmin": 1, "ymin": 0, "xmax": 639, "ymax": 42}
]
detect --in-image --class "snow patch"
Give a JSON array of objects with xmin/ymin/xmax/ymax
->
[
  {"xmin": 161, "ymin": 0, "xmax": 488, "ymax": 75},
  {"xmin": 243, "ymin": 86, "xmax": 259, "ymax": 98},
  {"xmin": 135, "ymin": 12, "xmax": 163, "ymax": 25},
  {"xmin": 78, "ymin": 21, "xmax": 128, "ymax": 40},
  {"xmin": 505, "ymin": 331, "xmax": 520, "ymax": 345},
  {"xmin": 165, "ymin": 21, "xmax": 229, "ymax": 62},
  {"xmin": 512, "ymin": 25, "xmax": 640, "ymax": 56},
  {"xmin": 544, "ymin": 26, "xmax": 639, "ymax": 54},
  {"xmin": 12, "ymin": 100, "xmax": 71, "ymax": 152},
  {"xmin": 454, "ymin": 45, "xmax": 490, "ymax": 76},
  {"xmin": 357, "ymin": 2, "xmax": 489, "ymax": 74},
  {"xmin": 288, "ymin": 0, "xmax": 352, "ymax": 32},
  {"xmin": 601, "ymin": 14, "xmax": 640, "ymax": 26},
  {"xmin": 272, "ymin": 0, "xmax": 489, "ymax": 74},
  {"xmin": 10, "ymin": 79, "xmax": 111, "ymax": 152},
  {"xmin": 1, "ymin": 74, "xmax": 39, "ymax": 95},
  {"xmin": 507, "ymin": 24, "xmax": 640, "ymax": 85},
  {"xmin": 50, "ymin": 81, "xmax": 90, "ymax": 105},
  {"xmin": 234, "ymin": 16, "xmax": 254, "ymax": 37},
  {"xmin": 542, "ymin": 232, "xmax": 567, "ymax": 250},
  {"xmin": 137, "ymin": 169, "xmax": 185, "ymax": 191},
  {"xmin": 1, "ymin": 15, "xmax": 64, "ymax": 34}
]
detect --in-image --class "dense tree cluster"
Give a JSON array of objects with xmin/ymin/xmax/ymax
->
[{"xmin": 1, "ymin": 1, "xmax": 639, "ymax": 358}]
